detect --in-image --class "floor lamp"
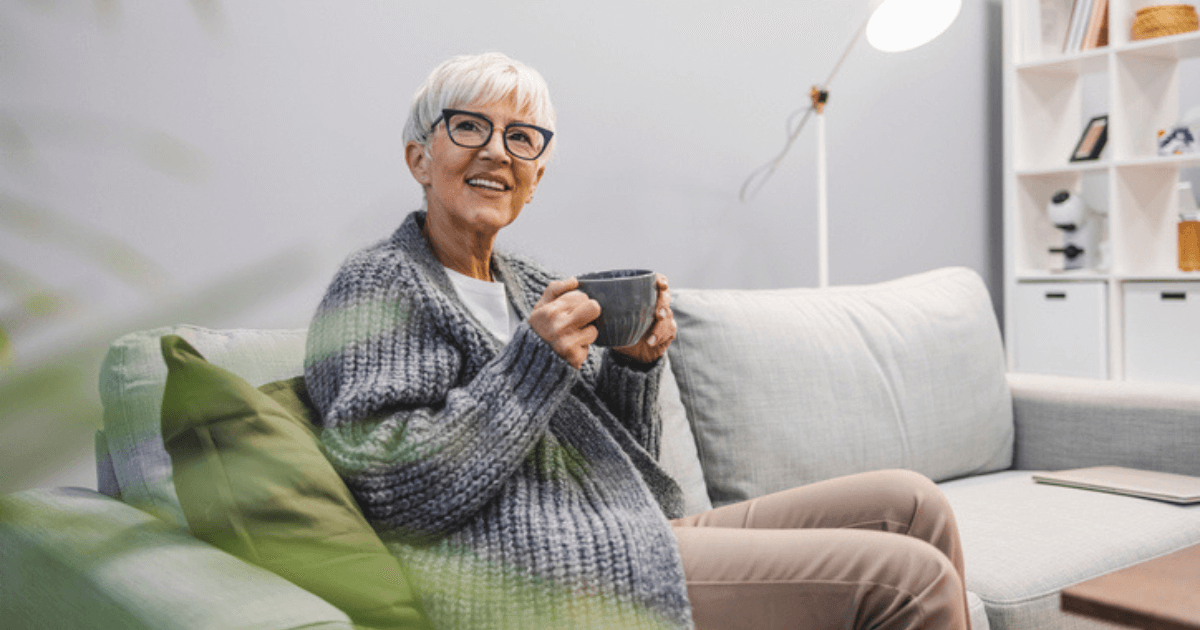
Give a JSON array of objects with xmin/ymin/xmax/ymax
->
[{"xmin": 740, "ymin": 0, "xmax": 962, "ymax": 287}]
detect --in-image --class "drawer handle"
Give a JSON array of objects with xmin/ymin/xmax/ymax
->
[
  {"xmin": 1044, "ymin": 292, "xmax": 1067, "ymax": 300},
  {"xmin": 1161, "ymin": 292, "xmax": 1187, "ymax": 301}
]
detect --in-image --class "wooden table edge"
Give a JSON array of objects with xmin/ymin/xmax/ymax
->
[
  {"xmin": 1060, "ymin": 543, "xmax": 1200, "ymax": 630},
  {"xmin": 1062, "ymin": 588, "xmax": 1199, "ymax": 630}
]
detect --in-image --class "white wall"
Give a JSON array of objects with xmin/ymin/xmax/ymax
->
[{"xmin": 0, "ymin": 0, "xmax": 1003, "ymax": 492}]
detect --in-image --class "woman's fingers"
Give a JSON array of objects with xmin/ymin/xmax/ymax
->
[
  {"xmin": 538, "ymin": 277, "xmax": 580, "ymax": 307},
  {"xmin": 579, "ymin": 321, "xmax": 599, "ymax": 346},
  {"xmin": 530, "ymin": 278, "xmax": 602, "ymax": 369},
  {"xmin": 535, "ymin": 273, "xmax": 676, "ymax": 367},
  {"xmin": 565, "ymin": 291, "xmax": 602, "ymax": 328},
  {"xmin": 641, "ymin": 309, "xmax": 676, "ymax": 352},
  {"xmin": 647, "ymin": 309, "xmax": 677, "ymax": 348},
  {"xmin": 612, "ymin": 277, "xmax": 677, "ymax": 363},
  {"xmin": 556, "ymin": 307, "xmax": 599, "ymax": 368},
  {"xmin": 648, "ymin": 274, "xmax": 674, "ymax": 347}
]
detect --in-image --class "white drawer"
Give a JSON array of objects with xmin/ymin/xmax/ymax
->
[
  {"xmin": 1123, "ymin": 282, "xmax": 1200, "ymax": 386},
  {"xmin": 1012, "ymin": 281, "xmax": 1108, "ymax": 379}
]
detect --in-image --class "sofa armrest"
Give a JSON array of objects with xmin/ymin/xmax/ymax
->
[
  {"xmin": 0, "ymin": 487, "xmax": 356, "ymax": 630},
  {"xmin": 1007, "ymin": 372, "xmax": 1200, "ymax": 476}
]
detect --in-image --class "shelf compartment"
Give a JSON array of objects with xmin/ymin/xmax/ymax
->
[
  {"xmin": 1015, "ymin": 172, "xmax": 1080, "ymax": 274},
  {"xmin": 1015, "ymin": 170, "xmax": 1110, "ymax": 275},
  {"xmin": 1112, "ymin": 52, "xmax": 1179, "ymax": 160},
  {"xmin": 1112, "ymin": 165, "xmax": 1180, "ymax": 276},
  {"xmin": 1123, "ymin": 282, "xmax": 1200, "ymax": 385},
  {"xmin": 1011, "ymin": 280, "xmax": 1109, "ymax": 379},
  {"xmin": 1013, "ymin": 69, "xmax": 1109, "ymax": 171}
]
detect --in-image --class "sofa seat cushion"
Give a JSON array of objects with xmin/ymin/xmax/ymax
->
[
  {"xmin": 967, "ymin": 591, "xmax": 990, "ymax": 630},
  {"xmin": 939, "ymin": 470, "xmax": 1200, "ymax": 630},
  {"xmin": 668, "ymin": 267, "xmax": 1014, "ymax": 506},
  {"xmin": 0, "ymin": 487, "xmax": 356, "ymax": 630}
]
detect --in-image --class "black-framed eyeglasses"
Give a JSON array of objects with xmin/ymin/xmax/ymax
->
[{"xmin": 430, "ymin": 108, "xmax": 554, "ymax": 161}]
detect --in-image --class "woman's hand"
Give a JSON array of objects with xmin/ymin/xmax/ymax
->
[
  {"xmin": 613, "ymin": 274, "xmax": 677, "ymax": 365},
  {"xmin": 529, "ymin": 278, "xmax": 601, "ymax": 369}
]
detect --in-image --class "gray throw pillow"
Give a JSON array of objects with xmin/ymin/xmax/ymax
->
[{"xmin": 667, "ymin": 267, "xmax": 1014, "ymax": 506}]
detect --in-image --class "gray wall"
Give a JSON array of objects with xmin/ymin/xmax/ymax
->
[{"xmin": 0, "ymin": 0, "xmax": 1003, "ymax": 491}]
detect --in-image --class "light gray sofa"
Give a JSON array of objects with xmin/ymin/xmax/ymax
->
[{"xmin": 3, "ymin": 266, "xmax": 1199, "ymax": 630}]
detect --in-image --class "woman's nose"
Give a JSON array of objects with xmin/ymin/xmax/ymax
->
[{"xmin": 478, "ymin": 130, "xmax": 510, "ymax": 163}]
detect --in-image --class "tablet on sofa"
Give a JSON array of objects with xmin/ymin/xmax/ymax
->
[{"xmin": 1033, "ymin": 466, "xmax": 1200, "ymax": 505}]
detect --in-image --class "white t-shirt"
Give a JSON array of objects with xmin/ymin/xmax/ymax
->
[{"xmin": 443, "ymin": 266, "xmax": 521, "ymax": 344}]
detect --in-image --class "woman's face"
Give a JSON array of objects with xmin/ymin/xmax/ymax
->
[{"xmin": 406, "ymin": 95, "xmax": 547, "ymax": 238}]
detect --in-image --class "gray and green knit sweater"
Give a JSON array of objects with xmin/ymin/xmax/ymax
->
[{"xmin": 304, "ymin": 211, "xmax": 692, "ymax": 630}]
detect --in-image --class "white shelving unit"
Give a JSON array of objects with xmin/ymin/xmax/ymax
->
[{"xmin": 1005, "ymin": 0, "xmax": 1200, "ymax": 385}]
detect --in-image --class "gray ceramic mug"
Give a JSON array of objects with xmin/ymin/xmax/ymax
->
[{"xmin": 575, "ymin": 269, "xmax": 657, "ymax": 347}]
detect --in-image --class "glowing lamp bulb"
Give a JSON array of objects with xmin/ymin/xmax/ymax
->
[{"xmin": 866, "ymin": 0, "xmax": 962, "ymax": 52}]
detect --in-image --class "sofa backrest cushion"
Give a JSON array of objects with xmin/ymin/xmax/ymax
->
[
  {"xmin": 659, "ymin": 356, "xmax": 714, "ymax": 515},
  {"xmin": 99, "ymin": 325, "xmax": 308, "ymax": 529},
  {"xmin": 98, "ymin": 324, "xmax": 711, "ymax": 526},
  {"xmin": 667, "ymin": 267, "xmax": 1014, "ymax": 507},
  {"xmin": 160, "ymin": 335, "xmax": 430, "ymax": 629}
]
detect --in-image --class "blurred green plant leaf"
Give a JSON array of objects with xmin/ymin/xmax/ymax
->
[
  {"xmin": 0, "ymin": 326, "xmax": 12, "ymax": 368},
  {"xmin": 0, "ymin": 193, "xmax": 170, "ymax": 295},
  {"xmin": 0, "ymin": 110, "xmax": 210, "ymax": 182},
  {"xmin": 0, "ymin": 259, "xmax": 74, "ymax": 338},
  {"xmin": 0, "ymin": 245, "xmax": 320, "ymax": 494},
  {"xmin": 1, "ymin": 0, "xmax": 243, "ymax": 494}
]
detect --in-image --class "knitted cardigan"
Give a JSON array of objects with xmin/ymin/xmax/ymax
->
[{"xmin": 304, "ymin": 211, "xmax": 692, "ymax": 630}]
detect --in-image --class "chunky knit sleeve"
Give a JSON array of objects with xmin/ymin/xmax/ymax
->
[
  {"xmin": 304, "ymin": 246, "xmax": 578, "ymax": 538},
  {"xmin": 495, "ymin": 254, "xmax": 668, "ymax": 460},
  {"xmin": 594, "ymin": 354, "xmax": 666, "ymax": 459}
]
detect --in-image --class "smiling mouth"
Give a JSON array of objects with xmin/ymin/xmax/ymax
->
[{"xmin": 467, "ymin": 178, "xmax": 510, "ymax": 192}]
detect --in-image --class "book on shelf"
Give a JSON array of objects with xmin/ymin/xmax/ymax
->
[
  {"xmin": 1061, "ymin": 0, "xmax": 1108, "ymax": 53},
  {"xmin": 1063, "ymin": 0, "xmax": 1093, "ymax": 53},
  {"xmin": 1081, "ymin": 0, "xmax": 1109, "ymax": 50},
  {"xmin": 1037, "ymin": 0, "xmax": 1074, "ymax": 58}
]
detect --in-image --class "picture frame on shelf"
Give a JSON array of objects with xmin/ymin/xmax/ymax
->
[{"xmin": 1070, "ymin": 115, "xmax": 1108, "ymax": 162}]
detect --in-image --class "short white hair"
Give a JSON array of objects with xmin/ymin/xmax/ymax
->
[{"xmin": 402, "ymin": 52, "xmax": 556, "ymax": 155}]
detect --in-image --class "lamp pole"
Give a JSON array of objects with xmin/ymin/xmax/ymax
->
[
  {"xmin": 814, "ymin": 89, "xmax": 829, "ymax": 288},
  {"xmin": 738, "ymin": 0, "xmax": 961, "ymax": 288},
  {"xmin": 811, "ymin": 20, "xmax": 866, "ymax": 288}
]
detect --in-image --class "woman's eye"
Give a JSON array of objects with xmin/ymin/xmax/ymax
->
[
  {"xmin": 507, "ymin": 130, "xmax": 532, "ymax": 145},
  {"xmin": 455, "ymin": 120, "xmax": 482, "ymax": 132}
]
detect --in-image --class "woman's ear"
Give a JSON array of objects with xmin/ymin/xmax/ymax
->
[
  {"xmin": 405, "ymin": 141, "xmax": 432, "ymax": 186},
  {"xmin": 527, "ymin": 164, "xmax": 546, "ymax": 204}
]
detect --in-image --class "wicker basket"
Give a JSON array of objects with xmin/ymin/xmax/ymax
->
[{"xmin": 1132, "ymin": 4, "xmax": 1200, "ymax": 41}]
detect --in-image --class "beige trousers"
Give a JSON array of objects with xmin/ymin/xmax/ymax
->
[{"xmin": 672, "ymin": 469, "xmax": 970, "ymax": 630}]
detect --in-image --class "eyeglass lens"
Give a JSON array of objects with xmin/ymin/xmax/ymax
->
[{"xmin": 445, "ymin": 111, "xmax": 547, "ymax": 160}]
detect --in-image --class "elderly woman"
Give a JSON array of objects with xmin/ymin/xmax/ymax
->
[{"xmin": 305, "ymin": 52, "xmax": 969, "ymax": 630}]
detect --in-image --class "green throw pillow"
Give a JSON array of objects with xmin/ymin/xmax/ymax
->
[{"xmin": 159, "ymin": 334, "xmax": 431, "ymax": 630}]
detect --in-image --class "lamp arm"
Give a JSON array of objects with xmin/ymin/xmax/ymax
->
[
  {"xmin": 819, "ymin": 19, "xmax": 868, "ymax": 96},
  {"xmin": 738, "ymin": 16, "xmax": 869, "ymax": 203}
]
